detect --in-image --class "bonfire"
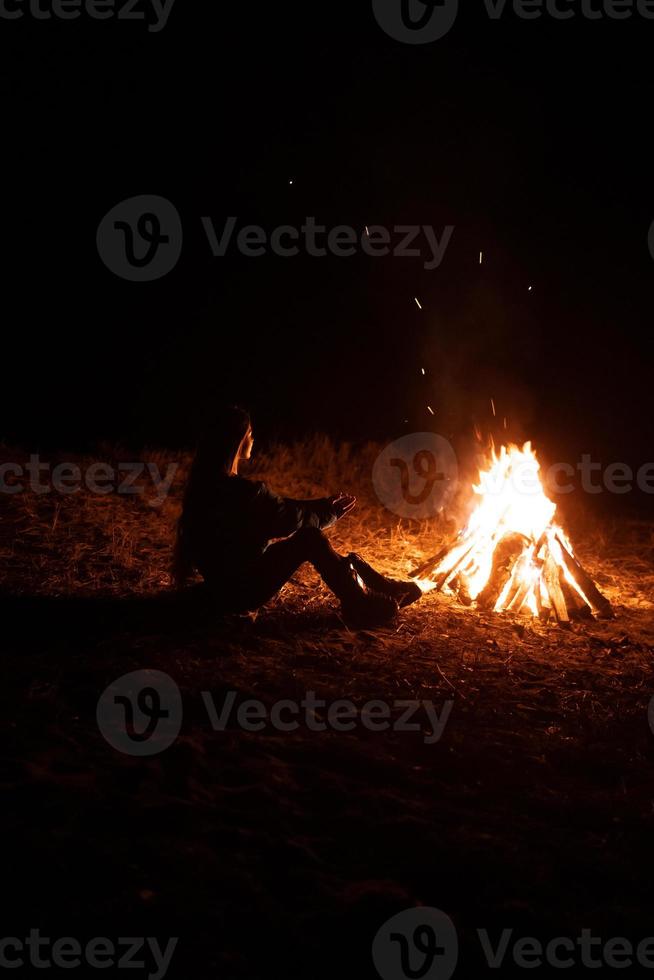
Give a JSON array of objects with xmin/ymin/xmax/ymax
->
[{"xmin": 412, "ymin": 442, "xmax": 613, "ymax": 624}]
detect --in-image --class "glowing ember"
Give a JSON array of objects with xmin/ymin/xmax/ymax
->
[{"xmin": 413, "ymin": 442, "xmax": 613, "ymax": 623}]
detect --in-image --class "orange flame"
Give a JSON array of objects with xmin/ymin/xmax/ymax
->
[{"xmin": 420, "ymin": 442, "xmax": 589, "ymax": 617}]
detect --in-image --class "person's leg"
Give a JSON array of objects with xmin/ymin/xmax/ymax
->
[
  {"xmin": 241, "ymin": 527, "xmax": 352, "ymax": 608},
  {"xmin": 234, "ymin": 527, "xmax": 398, "ymax": 626},
  {"xmin": 348, "ymin": 553, "xmax": 423, "ymax": 608}
]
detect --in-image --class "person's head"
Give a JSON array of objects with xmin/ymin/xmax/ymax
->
[
  {"xmin": 239, "ymin": 421, "xmax": 254, "ymax": 468},
  {"xmin": 196, "ymin": 405, "xmax": 253, "ymax": 476}
]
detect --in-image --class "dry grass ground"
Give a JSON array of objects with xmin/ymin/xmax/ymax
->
[{"xmin": 1, "ymin": 439, "xmax": 654, "ymax": 978}]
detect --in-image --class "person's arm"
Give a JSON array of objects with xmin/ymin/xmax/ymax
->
[
  {"xmin": 254, "ymin": 483, "xmax": 355, "ymax": 538},
  {"xmin": 288, "ymin": 496, "xmax": 340, "ymax": 529}
]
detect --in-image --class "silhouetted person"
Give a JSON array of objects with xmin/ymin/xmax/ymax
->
[{"xmin": 172, "ymin": 407, "xmax": 421, "ymax": 627}]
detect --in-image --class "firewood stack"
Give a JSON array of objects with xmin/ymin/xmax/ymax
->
[{"xmin": 411, "ymin": 529, "xmax": 613, "ymax": 625}]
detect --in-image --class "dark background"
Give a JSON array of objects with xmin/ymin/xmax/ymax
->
[{"xmin": 1, "ymin": 1, "xmax": 652, "ymax": 499}]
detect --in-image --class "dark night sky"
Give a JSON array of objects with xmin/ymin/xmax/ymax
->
[{"xmin": 2, "ymin": 1, "xmax": 652, "ymax": 489}]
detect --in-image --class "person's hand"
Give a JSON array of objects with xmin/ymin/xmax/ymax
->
[{"xmin": 330, "ymin": 492, "xmax": 356, "ymax": 521}]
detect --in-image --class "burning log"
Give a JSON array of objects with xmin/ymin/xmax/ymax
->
[
  {"xmin": 506, "ymin": 553, "xmax": 539, "ymax": 615},
  {"xmin": 455, "ymin": 576, "xmax": 473, "ymax": 606},
  {"xmin": 559, "ymin": 575, "xmax": 593, "ymax": 621},
  {"xmin": 476, "ymin": 532, "xmax": 526, "ymax": 610},
  {"xmin": 410, "ymin": 541, "xmax": 455, "ymax": 580},
  {"xmin": 434, "ymin": 542, "xmax": 476, "ymax": 592},
  {"xmin": 542, "ymin": 552, "xmax": 570, "ymax": 625},
  {"xmin": 413, "ymin": 442, "xmax": 614, "ymax": 626},
  {"xmin": 554, "ymin": 535, "xmax": 613, "ymax": 619},
  {"xmin": 535, "ymin": 577, "xmax": 551, "ymax": 622}
]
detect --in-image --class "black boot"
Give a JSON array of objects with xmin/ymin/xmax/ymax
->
[
  {"xmin": 348, "ymin": 553, "xmax": 423, "ymax": 609},
  {"xmin": 323, "ymin": 557, "xmax": 399, "ymax": 628}
]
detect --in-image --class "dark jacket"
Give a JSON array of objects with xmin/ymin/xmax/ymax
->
[{"xmin": 182, "ymin": 474, "xmax": 337, "ymax": 583}]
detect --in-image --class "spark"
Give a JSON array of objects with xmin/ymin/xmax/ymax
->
[
  {"xmin": 528, "ymin": 285, "xmax": 533, "ymax": 292},
  {"xmin": 427, "ymin": 405, "xmax": 435, "ymax": 416},
  {"xmin": 479, "ymin": 251, "xmax": 483, "ymax": 265},
  {"xmin": 503, "ymin": 417, "xmax": 508, "ymax": 429},
  {"xmin": 414, "ymin": 297, "xmax": 422, "ymax": 310},
  {"xmin": 365, "ymin": 226, "xmax": 370, "ymax": 236},
  {"xmin": 491, "ymin": 398, "xmax": 496, "ymax": 417},
  {"xmin": 421, "ymin": 368, "xmax": 426, "ymax": 375}
]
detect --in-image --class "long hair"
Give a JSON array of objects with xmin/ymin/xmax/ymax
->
[{"xmin": 171, "ymin": 406, "xmax": 251, "ymax": 589}]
